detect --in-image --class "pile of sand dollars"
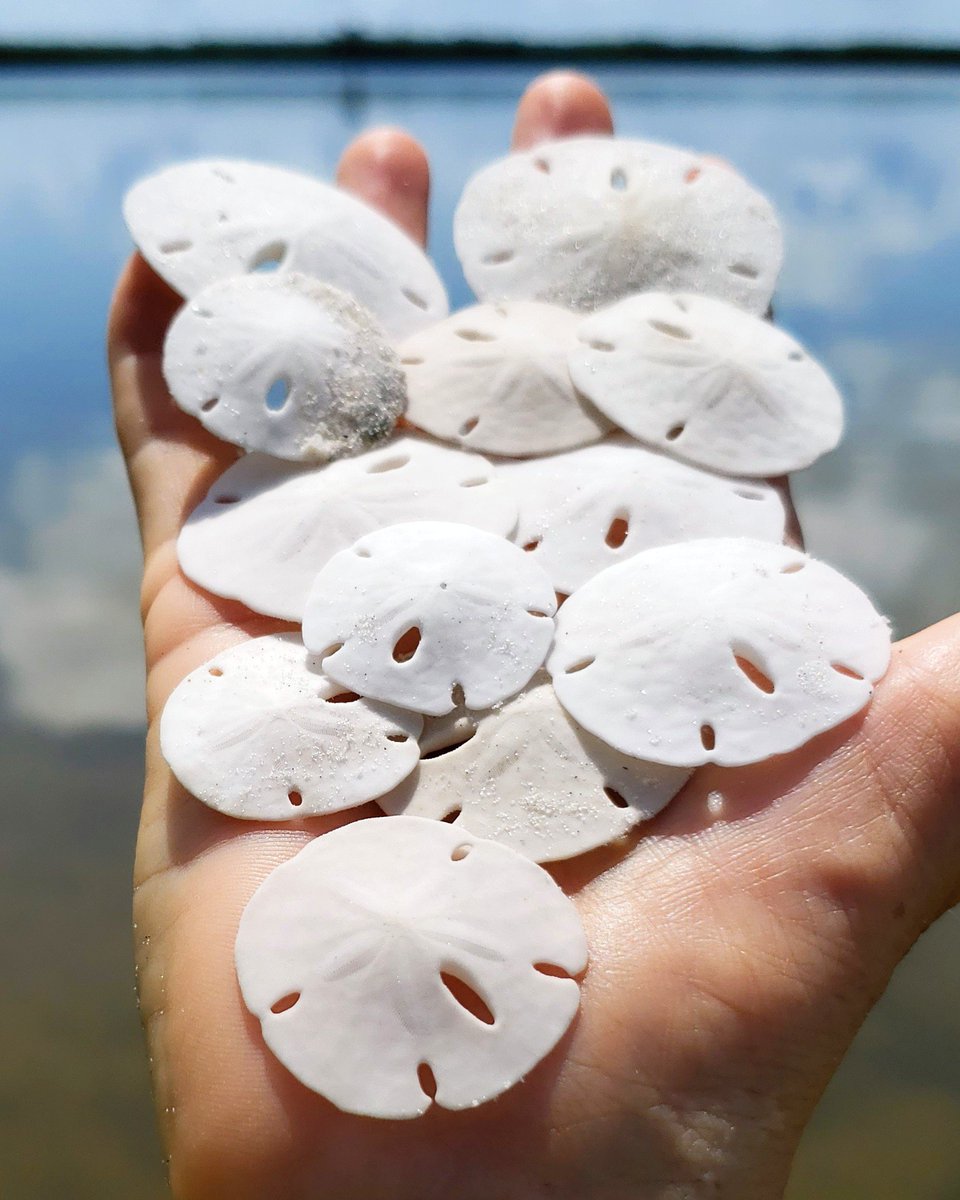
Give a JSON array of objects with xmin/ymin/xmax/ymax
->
[{"xmin": 124, "ymin": 136, "xmax": 890, "ymax": 1119}]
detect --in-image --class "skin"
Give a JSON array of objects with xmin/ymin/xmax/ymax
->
[{"xmin": 109, "ymin": 72, "xmax": 960, "ymax": 1199}]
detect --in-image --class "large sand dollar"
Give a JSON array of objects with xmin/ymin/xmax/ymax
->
[
  {"xmin": 455, "ymin": 137, "xmax": 782, "ymax": 316},
  {"xmin": 549, "ymin": 538, "xmax": 891, "ymax": 767},
  {"xmin": 302, "ymin": 522, "xmax": 557, "ymax": 715},
  {"xmin": 164, "ymin": 274, "xmax": 405, "ymax": 462},
  {"xmin": 159, "ymin": 633, "xmax": 422, "ymax": 820},
  {"xmin": 124, "ymin": 158, "xmax": 448, "ymax": 338},
  {"xmin": 570, "ymin": 293, "xmax": 844, "ymax": 476},
  {"xmin": 235, "ymin": 815, "xmax": 588, "ymax": 1118},
  {"xmin": 177, "ymin": 437, "xmax": 518, "ymax": 621}
]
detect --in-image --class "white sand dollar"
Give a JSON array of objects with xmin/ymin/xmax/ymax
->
[
  {"xmin": 178, "ymin": 437, "xmax": 518, "ymax": 621},
  {"xmin": 549, "ymin": 538, "xmax": 891, "ymax": 767},
  {"xmin": 399, "ymin": 301, "xmax": 609, "ymax": 456},
  {"xmin": 500, "ymin": 437, "xmax": 786, "ymax": 595},
  {"xmin": 454, "ymin": 137, "xmax": 782, "ymax": 316},
  {"xmin": 570, "ymin": 293, "xmax": 845, "ymax": 475},
  {"xmin": 124, "ymin": 158, "xmax": 448, "ymax": 337},
  {"xmin": 235, "ymin": 815, "xmax": 588, "ymax": 1118},
  {"xmin": 159, "ymin": 633, "xmax": 422, "ymax": 820},
  {"xmin": 163, "ymin": 274, "xmax": 405, "ymax": 462},
  {"xmin": 302, "ymin": 522, "xmax": 557, "ymax": 715},
  {"xmin": 379, "ymin": 676, "xmax": 690, "ymax": 862}
]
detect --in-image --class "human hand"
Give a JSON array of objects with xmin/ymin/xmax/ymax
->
[{"xmin": 109, "ymin": 71, "xmax": 960, "ymax": 1199}]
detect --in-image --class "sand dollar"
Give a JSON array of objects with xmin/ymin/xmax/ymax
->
[
  {"xmin": 570, "ymin": 293, "xmax": 844, "ymax": 475},
  {"xmin": 302, "ymin": 522, "xmax": 556, "ymax": 715},
  {"xmin": 235, "ymin": 815, "xmax": 588, "ymax": 1118},
  {"xmin": 454, "ymin": 137, "xmax": 782, "ymax": 316},
  {"xmin": 159, "ymin": 633, "xmax": 422, "ymax": 820},
  {"xmin": 124, "ymin": 158, "xmax": 448, "ymax": 337},
  {"xmin": 549, "ymin": 538, "xmax": 891, "ymax": 767}
]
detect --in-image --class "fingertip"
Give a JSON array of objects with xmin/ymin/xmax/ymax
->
[
  {"xmin": 512, "ymin": 71, "xmax": 614, "ymax": 150},
  {"xmin": 336, "ymin": 127, "xmax": 431, "ymax": 248}
]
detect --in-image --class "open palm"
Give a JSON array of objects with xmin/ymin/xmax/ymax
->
[{"xmin": 110, "ymin": 73, "xmax": 960, "ymax": 1199}]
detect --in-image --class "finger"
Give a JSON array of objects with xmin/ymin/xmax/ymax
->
[
  {"xmin": 512, "ymin": 71, "xmax": 614, "ymax": 150},
  {"xmin": 336, "ymin": 127, "xmax": 431, "ymax": 248},
  {"xmin": 108, "ymin": 252, "xmax": 240, "ymax": 563}
]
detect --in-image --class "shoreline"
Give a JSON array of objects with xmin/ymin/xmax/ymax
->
[{"xmin": 3, "ymin": 38, "xmax": 960, "ymax": 68}]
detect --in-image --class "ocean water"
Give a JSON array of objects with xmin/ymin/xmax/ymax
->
[{"xmin": 0, "ymin": 61, "xmax": 958, "ymax": 1198}]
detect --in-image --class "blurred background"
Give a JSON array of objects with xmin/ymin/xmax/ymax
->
[{"xmin": 1, "ymin": 3, "xmax": 959, "ymax": 1197}]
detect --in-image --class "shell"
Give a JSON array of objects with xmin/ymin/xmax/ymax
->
[
  {"xmin": 548, "ymin": 538, "xmax": 891, "ymax": 767},
  {"xmin": 499, "ymin": 436, "xmax": 786, "ymax": 595},
  {"xmin": 159, "ymin": 633, "xmax": 422, "ymax": 819},
  {"xmin": 400, "ymin": 301, "xmax": 609, "ymax": 456},
  {"xmin": 454, "ymin": 137, "xmax": 782, "ymax": 316},
  {"xmin": 569, "ymin": 293, "xmax": 844, "ymax": 475},
  {"xmin": 124, "ymin": 158, "xmax": 447, "ymax": 338},
  {"xmin": 302, "ymin": 522, "xmax": 556, "ymax": 715},
  {"xmin": 163, "ymin": 274, "xmax": 405, "ymax": 462},
  {"xmin": 177, "ymin": 437, "xmax": 518, "ymax": 621},
  {"xmin": 379, "ymin": 676, "xmax": 690, "ymax": 861},
  {"xmin": 235, "ymin": 815, "xmax": 588, "ymax": 1118}
]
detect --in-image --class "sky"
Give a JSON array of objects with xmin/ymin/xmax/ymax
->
[{"xmin": 3, "ymin": 0, "xmax": 960, "ymax": 47}]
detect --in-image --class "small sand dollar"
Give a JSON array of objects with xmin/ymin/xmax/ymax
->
[
  {"xmin": 549, "ymin": 538, "xmax": 891, "ymax": 767},
  {"xmin": 124, "ymin": 158, "xmax": 448, "ymax": 337},
  {"xmin": 500, "ymin": 436, "xmax": 786, "ymax": 595},
  {"xmin": 302, "ymin": 522, "xmax": 557, "ymax": 715},
  {"xmin": 570, "ymin": 293, "xmax": 844, "ymax": 475},
  {"xmin": 177, "ymin": 437, "xmax": 518, "ymax": 621},
  {"xmin": 235, "ymin": 815, "xmax": 588, "ymax": 1118},
  {"xmin": 163, "ymin": 274, "xmax": 405, "ymax": 462},
  {"xmin": 380, "ymin": 676, "xmax": 690, "ymax": 862},
  {"xmin": 399, "ymin": 301, "xmax": 609, "ymax": 456},
  {"xmin": 159, "ymin": 633, "xmax": 422, "ymax": 820},
  {"xmin": 454, "ymin": 137, "xmax": 782, "ymax": 316}
]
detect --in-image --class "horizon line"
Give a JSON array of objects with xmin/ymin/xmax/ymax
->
[{"xmin": 3, "ymin": 35, "xmax": 960, "ymax": 67}]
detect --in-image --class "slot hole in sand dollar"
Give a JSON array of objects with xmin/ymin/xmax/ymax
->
[
  {"xmin": 733, "ymin": 652, "xmax": 775, "ymax": 694},
  {"xmin": 270, "ymin": 992, "xmax": 300, "ymax": 1014},
  {"xmin": 649, "ymin": 319, "xmax": 692, "ymax": 340},
  {"xmin": 393, "ymin": 627, "xmax": 422, "ymax": 664},
  {"xmin": 832, "ymin": 662, "xmax": 865, "ymax": 681},
  {"xmin": 565, "ymin": 656, "xmax": 595, "ymax": 675},
  {"xmin": 249, "ymin": 241, "xmax": 287, "ymax": 272},
  {"xmin": 441, "ymin": 970, "xmax": 495, "ymax": 1024},
  {"xmin": 605, "ymin": 514, "xmax": 629, "ymax": 549},
  {"xmin": 481, "ymin": 249, "xmax": 515, "ymax": 265},
  {"xmin": 402, "ymin": 287, "xmax": 428, "ymax": 310},
  {"xmin": 367, "ymin": 454, "xmax": 409, "ymax": 474},
  {"xmin": 417, "ymin": 1063, "xmax": 437, "ymax": 1099},
  {"xmin": 265, "ymin": 377, "xmax": 290, "ymax": 412}
]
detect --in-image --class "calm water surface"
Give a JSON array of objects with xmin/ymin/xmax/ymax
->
[{"xmin": 1, "ymin": 62, "xmax": 958, "ymax": 1198}]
